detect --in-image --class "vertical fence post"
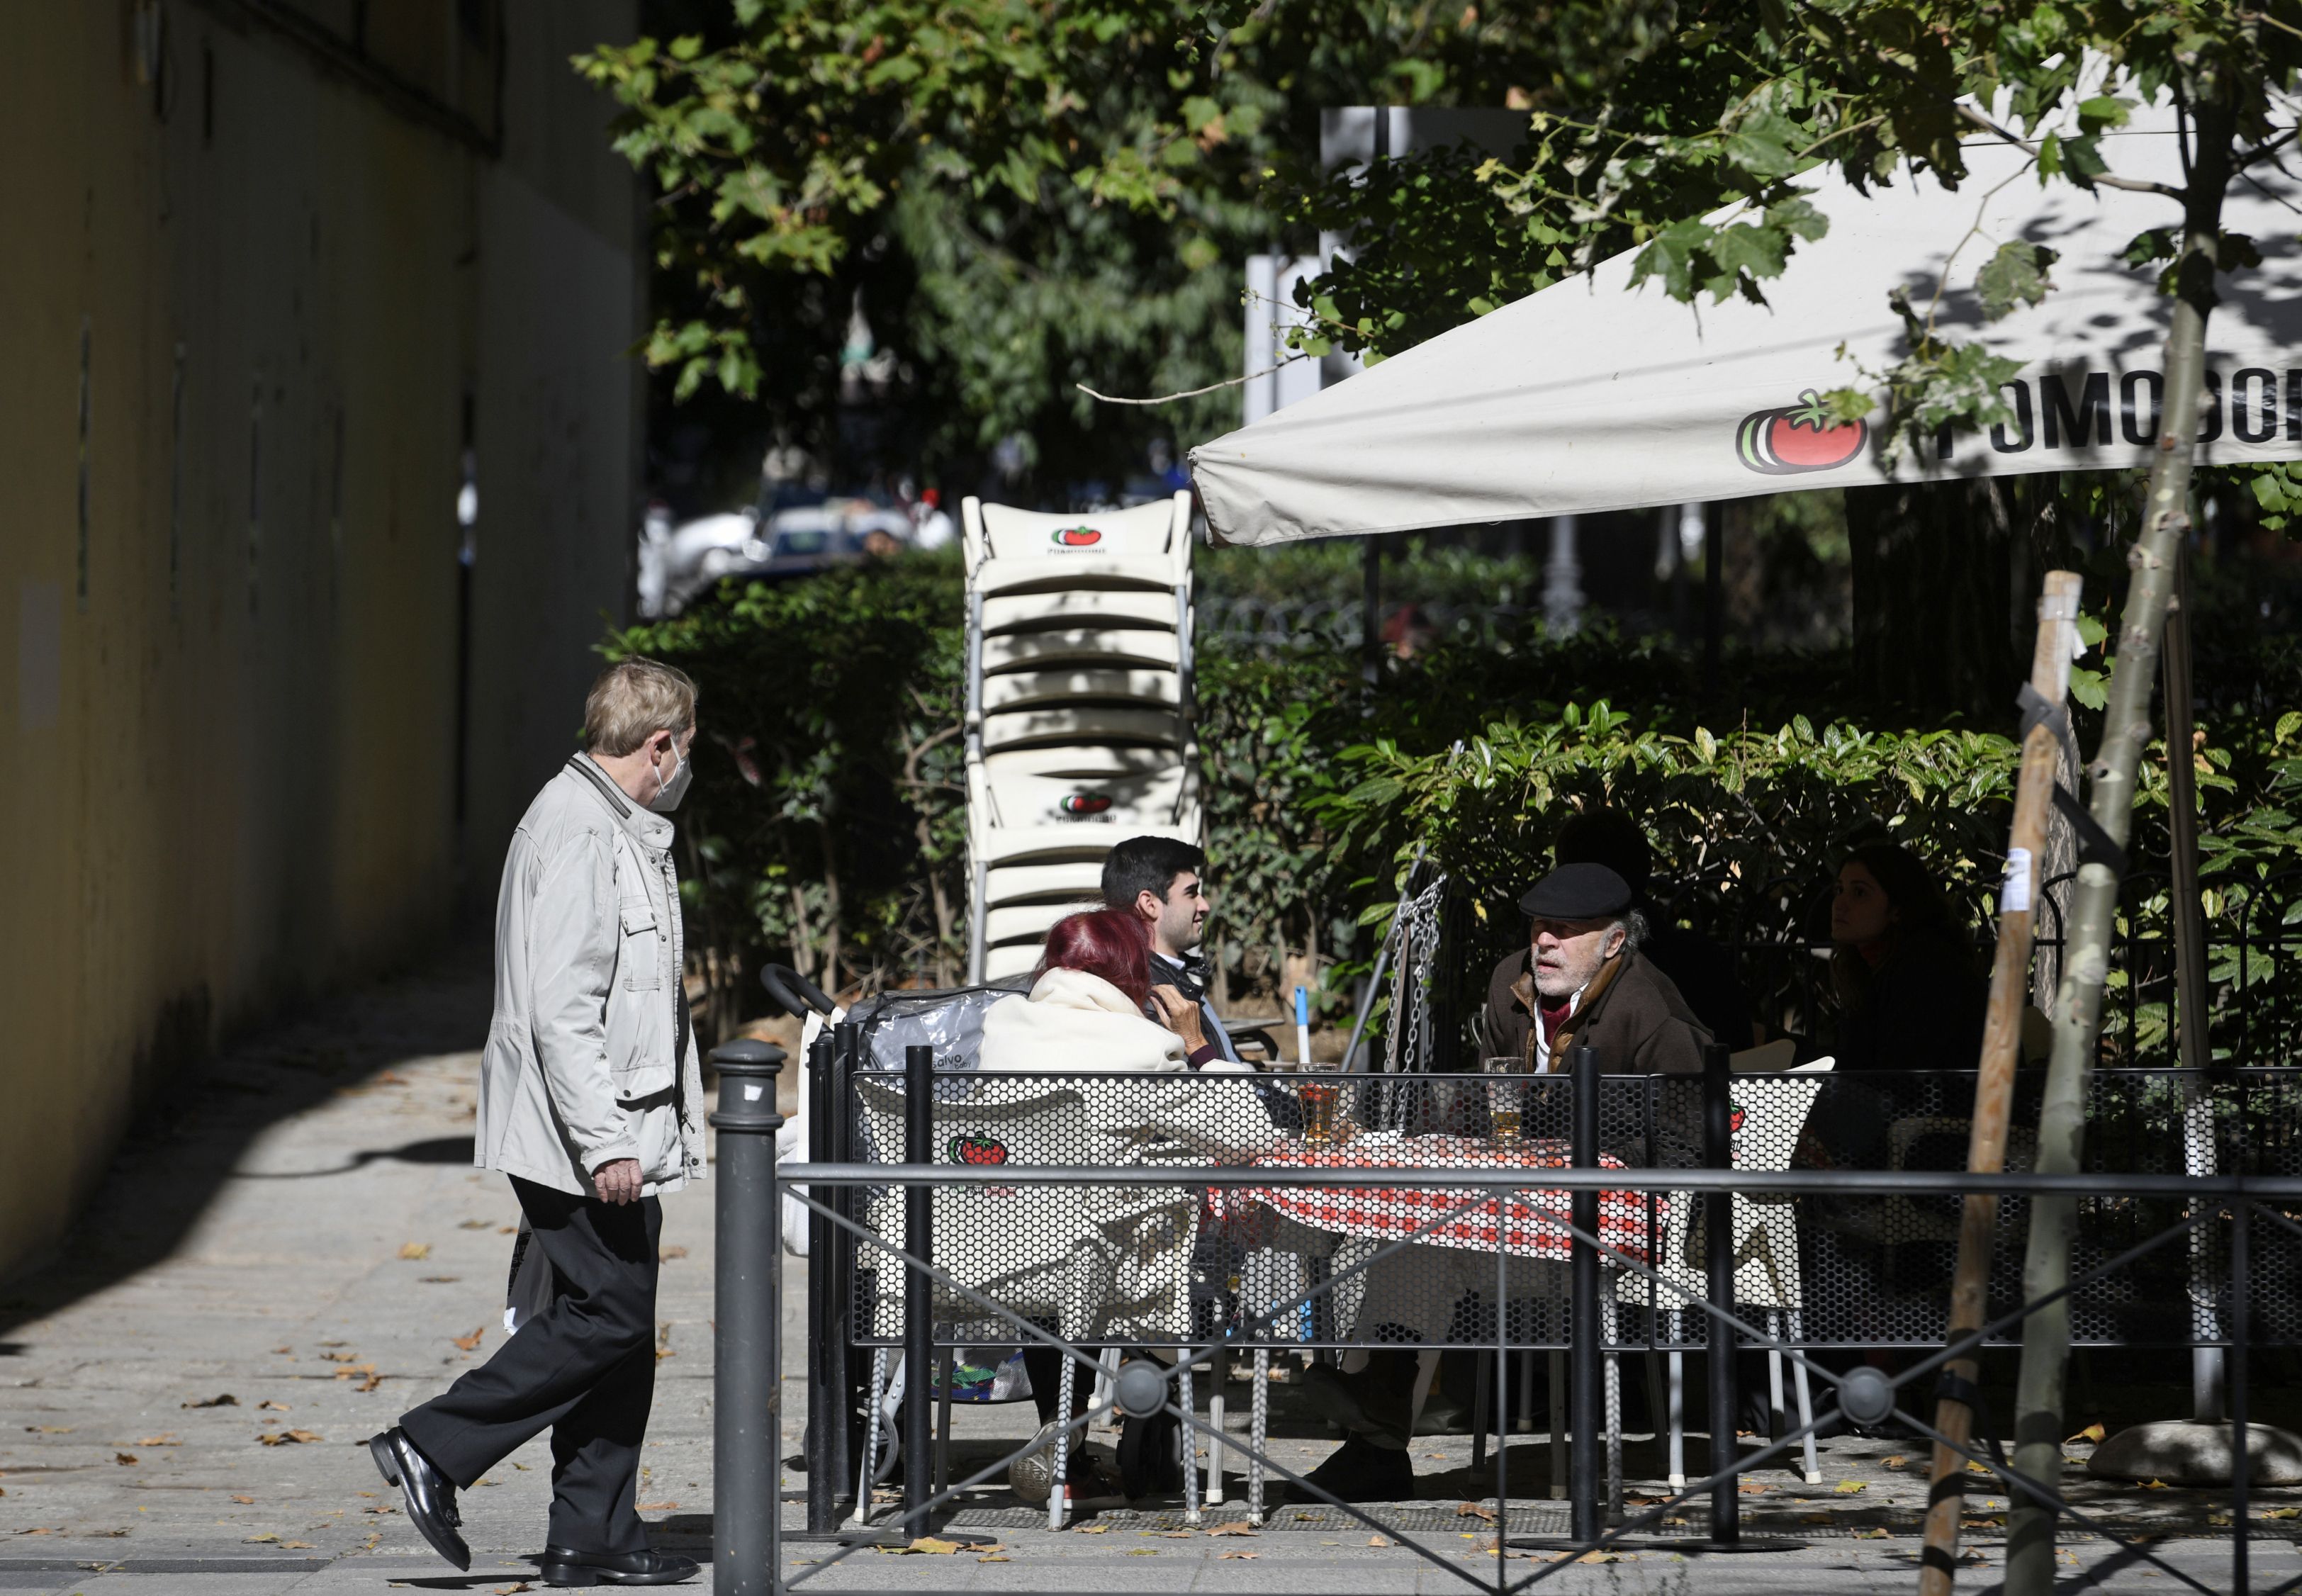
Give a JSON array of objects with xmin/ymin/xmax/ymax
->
[
  {"xmin": 1702, "ymin": 1041, "xmax": 1740, "ymax": 1549},
  {"xmin": 710, "ymin": 1039, "xmax": 787, "ymax": 1596},
  {"xmin": 805, "ymin": 1025, "xmax": 840, "ymax": 1534},
  {"xmin": 903, "ymin": 1044, "xmax": 935, "ymax": 1541},
  {"xmin": 2231, "ymin": 1197, "xmax": 2251, "ymax": 1596},
  {"xmin": 1570, "ymin": 1045, "xmax": 1601, "ymax": 1544}
]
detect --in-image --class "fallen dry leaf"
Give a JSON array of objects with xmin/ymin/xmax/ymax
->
[
  {"xmin": 1834, "ymin": 1480, "xmax": 1866, "ymax": 1495},
  {"xmin": 493, "ymin": 1585, "xmax": 533, "ymax": 1595},
  {"xmin": 398, "ymin": 1242, "xmax": 431, "ymax": 1261},
  {"xmin": 27, "ymin": 1426, "xmax": 71, "ymax": 1434},
  {"xmin": 332, "ymin": 1364, "xmax": 377, "ymax": 1381},
  {"xmin": 660, "ymin": 1244, "xmax": 689, "ymax": 1260},
  {"xmin": 116, "ymin": 1452, "xmax": 138, "ymax": 1466},
  {"xmin": 2142, "ymin": 1478, "xmax": 2170, "ymax": 1490},
  {"xmin": 1857, "ymin": 1527, "xmax": 1892, "ymax": 1539},
  {"xmin": 1367, "ymin": 1534, "xmax": 1391, "ymax": 1547},
  {"xmin": 1882, "ymin": 1454, "xmax": 1907, "ymax": 1469},
  {"xmin": 258, "ymin": 1429, "xmax": 323, "ymax": 1446},
  {"xmin": 1220, "ymin": 1550, "xmax": 1259, "ymax": 1559},
  {"xmin": 906, "ymin": 1536, "xmax": 965, "ymax": 1554},
  {"xmin": 231, "ymin": 1495, "xmax": 255, "ymax": 1505},
  {"xmin": 978, "ymin": 1554, "xmax": 1011, "ymax": 1563},
  {"xmin": 1150, "ymin": 1529, "xmax": 1192, "ymax": 1539},
  {"xmin": 498, "ymin": 1225, "xmax": 516, "ymax": 1234},
  {"xmin": 2264, "ymin": 1507, "xmax": 2301, "ymax": 1520},
  {"xmin": 281, "ymin": 1540, "xmax": 315, "ymax": 1549},
  {"xmin": 257, "ymin": 1401, "xmax": 290, "ymax": 1412},
  {"xmin": 245, "ymin": 1532, "xmax": 279, "ymax": 1544},
  {"xmin": 184, "ymin": 1395, "xmax": 238, "ymax": 1409},
  {"xmin": 452, "ymin": 1327, "xmax": 485, "ymax": 1352},
  {"xmin": 1965, "ymin": 1459, "xmax": 1994, "ymax": 1475},
  {"xmin": 16, "ymin": 1528, "xmax": 55, "ymax": 1537},
  {"xmin": 459, "ymin": 1219, "xmax": 492, "ymax": 1230},
  {"xmin": 637, "ymin": 1501, "xmax": 679, "ymax": 1513},
  {"xmin": 356, "ymin": 1375, "xmax": 383, "ymax": 1393},
  {"xmin": 1074, "ymin": 1524, "xmax": 1109, "ymax": 1534},
  {"xmin": 271, "ymin": 1347, "xmax": 293, "ymax": 1355},
  {"xmin": 376, "ymin": 1070, "xmax": 410, "ymax": 1085},
  {"xmin": 1800, "ymin": 1513, "xmax": 1832, "ymax": 1525},
  {"xmin": 1456, "ymin": 1501, "xmax": 1498, "ymax": 1522},
  {"xmin": 321, "ymin": 1351, "xmax": 359, "ymax": 1364},
  {"xmin": 135, "ymin": 1434, "xmax": 179, "ymax": 1446},
  {"xmin": 1206, "ymin": 1519, "xmax": 1256, "ymax": 1535},
  {"xmin": 1738, "ymin": 1480, "xmax": 1770, "ymax": 1495},
  {"xmin": 1125, "ymin": 1548, "xmax": 1160, "ymax": 1556},
  {"xmin": 2066, "ymin": 1421, "xmax": 2106, "ymax": 1446}
]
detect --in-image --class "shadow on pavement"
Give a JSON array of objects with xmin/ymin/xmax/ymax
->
[{"xmin": 0, "ymin": 940, "xmax": 494, "ymax": 1340}]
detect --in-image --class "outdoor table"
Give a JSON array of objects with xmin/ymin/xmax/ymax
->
[{"xmin": 1214, "ymin": 1133, "xmax": 1663, "ymax": 1263}]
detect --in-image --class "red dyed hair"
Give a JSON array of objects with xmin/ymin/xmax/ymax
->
[{"xmin": 1036, "ymin": 908, "xmax": 1153, "ymax": 1011}]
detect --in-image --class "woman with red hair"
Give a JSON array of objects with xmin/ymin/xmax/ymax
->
[
  {"xmin": 987, "ymin": 907, "xmax": 1221, "ymax": 1069},
  {"xmin": 981, "ymin": 906, "xmax": 1250, "ymax": 1504}
]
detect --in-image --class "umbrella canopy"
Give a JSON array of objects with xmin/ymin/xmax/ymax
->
[{"xmin": 1190, "ymin": 120, "xmax": 2302, "ymax": 545}]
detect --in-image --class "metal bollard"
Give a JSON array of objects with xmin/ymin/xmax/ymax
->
[
  {"xmin": 1702, "ymin": 1042, "xmax": 1739, "ymax": 1548},
  {"xmin": 1568, "ymin": 1045, "xmax": 1601, "ymax": 1544},
  {"xmin": 709, "ymin": 1038, "xmax": 787, "ymax": 1596},
  {"xmin": 902, "ymin": 1044, "xmax": 935, "ymax": 1540}
]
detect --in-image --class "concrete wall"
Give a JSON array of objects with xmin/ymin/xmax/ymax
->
[{"xmin": 0, "ymin": 0, "xmax": 639, "ymax": 1278}]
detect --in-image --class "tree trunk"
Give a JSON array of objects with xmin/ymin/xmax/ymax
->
[{"xmin": 2001, "ymin": 92, "xmax": 2235, "ymax": 1596}]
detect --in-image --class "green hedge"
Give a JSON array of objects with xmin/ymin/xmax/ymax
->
[{"xmin": 609, "ymin": 553, "xmax": 2301, "ymax": 1063}]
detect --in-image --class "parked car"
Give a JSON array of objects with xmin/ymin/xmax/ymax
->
[{"xmin": 639, "ymin": 493, "xmax": 917, "ymax": 615}]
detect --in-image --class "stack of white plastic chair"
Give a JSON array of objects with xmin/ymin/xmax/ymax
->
[{"xmin": 962, "ymin": 494, "xmax": 1202, "ymax": 981}]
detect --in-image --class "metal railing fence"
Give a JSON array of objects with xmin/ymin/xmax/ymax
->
[{"xmin": 707, "ymin": 1035, "xmax": 2301, "ymax": 1596}]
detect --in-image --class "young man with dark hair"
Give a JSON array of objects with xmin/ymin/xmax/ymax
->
[{"xmin": 1099, "ymin": 834, "xmax": 1235, "ymax": 1064}]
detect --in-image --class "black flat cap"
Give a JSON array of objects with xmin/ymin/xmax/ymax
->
[{"xmin": 1518, "ymin": 862, "xmax": 1634, "ymax": 921}]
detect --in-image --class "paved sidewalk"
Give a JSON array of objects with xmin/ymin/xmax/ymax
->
[{"xmin": 0, "ymin": 954, "xmax": 2291, "ymax": 1592}]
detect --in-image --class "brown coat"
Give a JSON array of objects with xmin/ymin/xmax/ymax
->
[{"xmin": 1480, "ymin": 946, "xmax": 1712, "ymax": 1076}]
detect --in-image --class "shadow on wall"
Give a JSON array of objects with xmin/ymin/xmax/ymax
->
[{"xmin": 0, "ymin": 943, "xmax": 495, "ymax": 1342}]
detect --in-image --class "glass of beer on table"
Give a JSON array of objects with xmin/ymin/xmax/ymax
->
[
  {"xmin": 1481, "ymin": 1057, "xmax": 1526, "ymax": 1144},
  {"xmin": 1296, "ymin": 1060, "xmax": 1347, "ymax": 1146}
]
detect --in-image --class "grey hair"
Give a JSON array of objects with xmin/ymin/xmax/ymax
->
[{"xmin": 1610, "ymin": 908, "xmax": 1650, "ymax": 952}]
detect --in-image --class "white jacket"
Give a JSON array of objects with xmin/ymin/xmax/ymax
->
[{"xmin": 475, "ymin": 754, "xmax": 706, "ymax": 1198}]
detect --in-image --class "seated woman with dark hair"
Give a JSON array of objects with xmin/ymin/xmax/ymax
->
[{"xmin": 1828, "ymin": 841, "xmax": 1989, "ymax": 1072}]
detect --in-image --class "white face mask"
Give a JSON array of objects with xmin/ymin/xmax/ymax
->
[{"xmin": 648, "ymin": 739, "xmax": 692, "ymax": 814}]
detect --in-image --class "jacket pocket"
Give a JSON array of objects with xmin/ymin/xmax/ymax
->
[{"xmin": 618, "ymin": 897, "xmax": 662, "ymax": 991}]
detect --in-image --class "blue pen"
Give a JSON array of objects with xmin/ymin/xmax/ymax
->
[{"xmin": 1293, "ymin": 985, "xmax": 1312, "ymax": 1066}]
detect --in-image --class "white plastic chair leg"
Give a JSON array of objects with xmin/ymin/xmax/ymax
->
[
  {"xmin": 1666, "ymin": 1347, "xmax": 1686, "ymax": 1489},
  {"xmin": 1766, "ymin": 1313, "xmax": 1788, "ymax": 1450},
  {"xmin": 1547, "ymin": 1350, "xmax": 1566, "ymax": 1500},
  {"xmin": 1050, "ymin": 1357, "xmax": 1075, "ymax": 1532},
  {"xmin": 935, "ymin": 1347, "xmax": 954, "ymax": 1500},
  {"xmin": 1206, "ymin": 1352, "xmax": 1227, "ymax": 1507},
  {"xmin": 1249, "ymin": 1348, "xmax": 1269, "ymax": 1524},
  {"xmin": 1179, "ymin": 1359, "xmax": 1201, "ymax": 1524},
  {"xmin": 1788, "ymin": 1310, "xmax": 1821, "ymax": 1485},
  {"xmin": 1602, "ymin": 1300, "xmax": 1623, "ymax": 1524},
  {"xmin": 1642, "ymin": 1352, "xmax": 1666, "ymax": 1449}
]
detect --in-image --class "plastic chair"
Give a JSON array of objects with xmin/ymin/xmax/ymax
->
[
  {"xmin": 1615, "ymin": 1060, "xmax": 1834, "ymax": 1490},
  {"xmin": 961, "ymin": 494, "xmax": 1203, "ymax": 981}
]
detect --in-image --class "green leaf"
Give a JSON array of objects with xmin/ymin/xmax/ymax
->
[
  {"xmin": 2069, "ymin": 665, "xmax": 2107, "ymax": 712},
  {"xmin": 1976, "ymin": 241, "xmax": 2058, "ymax": 321}
]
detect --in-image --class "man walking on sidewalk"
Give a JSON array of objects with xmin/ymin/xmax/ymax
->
[{"xmin": 371, "ymin": 658, "xmax": 707, "ymax": 1587}]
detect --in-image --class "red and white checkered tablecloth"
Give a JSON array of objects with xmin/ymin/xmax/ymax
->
[{"xmin": 1216, "ymin": 1135, "xmax": 1663, "ymax": 1264}]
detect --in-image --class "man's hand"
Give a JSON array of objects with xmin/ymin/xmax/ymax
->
[
  {"xmin": 1149, "ymin": 984, "xmax": 1208, "ymax": 1051},
  {"xmin": 593, "ymin": 1157, "xmax": 643, "ymax": 1206}
]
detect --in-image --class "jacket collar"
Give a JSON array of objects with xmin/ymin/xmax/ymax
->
[
  {"xmin": 566, "ymin": 754, "xmax": 675, "ymax": 852},
  {"xmin": 1027, "ymin": 966, "xmax": 1145, "ymax": 1017}
]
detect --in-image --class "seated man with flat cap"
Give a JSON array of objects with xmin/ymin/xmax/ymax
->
[{"xmin": 1481, "ymin": 862, "xmax": 1711, "ymax": 1075}]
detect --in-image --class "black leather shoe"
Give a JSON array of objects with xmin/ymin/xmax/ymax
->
[
  {"xmin": 539, "ymin": 1546, "xmax": 701, "ymax": 1587},
  {"xmin": 369, "ymin": 1427, "xmax": 470, "ymax": 1571}
]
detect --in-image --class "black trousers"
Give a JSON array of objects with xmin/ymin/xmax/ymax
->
[{"xmin": 400, "ymin": 1176, "xmax": 662, "ymax": 1554}]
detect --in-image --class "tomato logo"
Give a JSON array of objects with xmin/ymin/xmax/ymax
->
[
  {"xmin": 1735, "ymin": 388, "xmax": 1868, "ymax": 475},
  {"xmin": 1728, "ymin": 1106, "xmax": 1747, "ymax": 1135},
  {"xmin": 1059, "ymin": 791, "xmax": 1113, "ymax": 816},
  {"xmin": 946, "ymin": 1133, "xmax": 1009, "ymax": 1166},
  {"xmin": 1050, "ymin": 525, "xmax": 1102, "ymax": 549}
]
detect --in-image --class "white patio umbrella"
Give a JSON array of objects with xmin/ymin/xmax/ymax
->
[{"xmin": 1189, "ymin": 119, "xmax": 2302, "ymax": 546}]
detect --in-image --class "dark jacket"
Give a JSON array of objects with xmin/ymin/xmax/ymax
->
[
  {"xmin": 1833, "ymin": 934, "xmax": 1989, "ymax": 1072},
  {"xmin": 1479, "ymin": 946, "xmax": 1713, "ymax": 1076}
]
